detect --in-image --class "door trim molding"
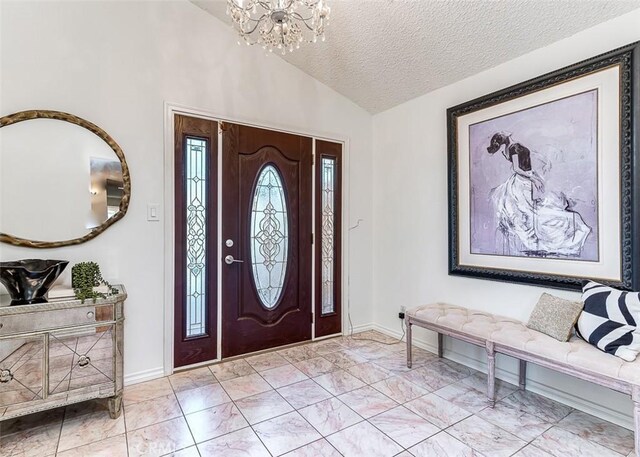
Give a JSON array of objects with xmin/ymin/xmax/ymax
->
[{"xmin": 163, "ymin": 102, "xmax": 351, "ymax": 375}]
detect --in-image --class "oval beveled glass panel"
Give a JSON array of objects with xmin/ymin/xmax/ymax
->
[
  {"xmin": 0, "ymin": 113, "xmax": 128, "ymax": 246},
  {"xmin": 250, "ymin": 164, "xmax": 289, "ymax": 309}
]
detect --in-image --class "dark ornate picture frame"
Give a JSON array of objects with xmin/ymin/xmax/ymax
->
[{"xmin": 447, "ymin": 42, "xmax": 639, "ymax": 291}]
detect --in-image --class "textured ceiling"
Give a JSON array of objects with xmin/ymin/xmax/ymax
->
[{"xmin": 193, "ymin": 0, "xmax": 640, "ymax": 113}]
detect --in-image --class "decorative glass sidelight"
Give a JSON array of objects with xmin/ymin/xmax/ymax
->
[
  {"xmin": 250, "ymin": 165, "xmax": 289, "ymax": 309},
  {"xmin": 321, "ymin": 157, "xmax": 336, "ymax": 314},
  {"xmin": 185, "ymin": 137, "xmax": 208, "ymax": 337}
]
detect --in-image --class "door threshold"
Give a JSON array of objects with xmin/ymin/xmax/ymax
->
[
  {"xmin": 172, "ymin": 335, "xmax": 346, "ymax": 374},
  {"xmin": 217, "ymin": 339, "xmax": 317, "ymax": 364},
  {"xmin": 174, "ymin": 334, "xmax": 346, "ymax": 373},
  {"xmin": 314, "ymin": 332, "xmax": 343, "ymax": 341},
  {"xmin": 173, "ymin": 358, "xmax": 222, "ymax": 373},
  {"xmin": 217, "ymin": 334, "xmax": 345, "ymax": 363}
]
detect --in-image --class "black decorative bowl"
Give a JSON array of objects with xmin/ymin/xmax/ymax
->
[{"xmin": 0, "ymin": 259, "xmax": 69, "ymax": 306}]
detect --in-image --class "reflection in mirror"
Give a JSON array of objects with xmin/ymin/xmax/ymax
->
[
  {"xmin": 89, "ymin": 158, "xmax": 124, "ymax": 229},
  {"xmin": 0, "ymin": 111, "xmax": 130, "ymax": 248}
]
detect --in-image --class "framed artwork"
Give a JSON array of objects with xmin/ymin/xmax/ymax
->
[{"xmin": 447, "ymin": 42, "xmax": 639, "ymax": 291}]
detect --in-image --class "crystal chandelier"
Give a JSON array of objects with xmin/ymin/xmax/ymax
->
[{"xmin": 226, "ymin": 0, "xmax": 330, "ymax": 54}]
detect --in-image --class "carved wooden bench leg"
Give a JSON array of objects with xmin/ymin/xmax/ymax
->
[
  {"xmin": 486, "ymin": 340, "xmax": 496, "ymax": 408},
  {"xmin": 437, "ymin": 333, "xmax": 444, "ymax": 358},
  {"xmin": 519, "ymin": 359, "xmax": 527, "ymax": 390},
  {"xmin": 406, "ymin": 319, "xmax": 413, "ymax": 369},
  {"xmin": 108, "ymin": 393, "xmax": 123, "ymax": 419},
  {"xmin": 633, "ymin": 385, "xmax": 640, "ymax": 457}
]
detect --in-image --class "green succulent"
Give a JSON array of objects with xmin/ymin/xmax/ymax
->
[{"xmin": 72, "ymin": 261, "xmax": 117, "ymax": 303}]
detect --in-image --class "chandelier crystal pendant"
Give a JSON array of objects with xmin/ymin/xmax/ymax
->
[{"xmin": 226, "ymin": 0, "xmax": 330, "ymax": 55}]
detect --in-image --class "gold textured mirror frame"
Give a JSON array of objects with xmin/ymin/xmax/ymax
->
[{"xmin": 0, "ymin": 110, "xmax": 131, "ymax": 248}]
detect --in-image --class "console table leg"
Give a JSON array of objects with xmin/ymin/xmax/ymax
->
[
  {"xmin": 108, "ymin": 393, "xmax": 123, "ymax": 419},
  {"xmin": 406, "ymin": 320, "xmax": 413, "ymax": 369},
  {"xmin": 437, "ymin": 333, "xmax": 444, "ymax": 358},
  {"xmin": 633, "ymin": 385, "xmax": 640, "ymax": 457},
  {"xmin": 486, "ymin": 341, "xmax": 496, "ymax": 408},
  {"xmin": 519, "ymin": 359, "xmax": 527, "ymax": 390}
]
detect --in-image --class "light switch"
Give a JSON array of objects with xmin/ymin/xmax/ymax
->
[{"xmin": 147, "ymin": 203, "xmax": 160, "ymax": 222}]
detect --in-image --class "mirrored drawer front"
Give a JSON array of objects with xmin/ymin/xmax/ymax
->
[
  {"xmin": 0, "ymin": 336, "xmax": 45, "ymax": 409},
  {"xmin": 0, "ymin": 305, "xmax": 113, "ymax": 336},
  {"xmin": 49, "ymin": 326, "xmax": 115, "ymax": 396}
]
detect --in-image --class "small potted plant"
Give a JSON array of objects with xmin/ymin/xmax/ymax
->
[{"xmin": 72, "ymin": 261, "xmax": 118, "ymax": 303}]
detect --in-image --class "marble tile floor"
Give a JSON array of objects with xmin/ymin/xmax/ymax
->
[{"xmin": 0, "ymin": 330, "xmax": 635, "ymax": 457}]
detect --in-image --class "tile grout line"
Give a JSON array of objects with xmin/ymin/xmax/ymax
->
[
  {"xmin": 167, "ymin": 379, "xmax": 200, "ymax": 457},
  {"xmin": 208, "ymin": 364, "xmax": 276, "ymax": 456},
  {"xmin": 275, "ymin": 377, "xmax": 355, "ymax": 438},
  {"xmin": 227, "ymin": 387, "xmax": 275, "ymax": 457},
  {"xmin": 251, "ymin": 357, "xmax": 332, "ymax": 455},
  {"xmin": 53, "ymin": 407, "xmax": 66, "ymax": 456},
  {"xmin": 350, "ymin": 368, "xmax": 443, "ymax": 454},
  {"xmin": 215, "ymin": 349, "xmax": 359, "ymax": 455},
  {"xmin": 123, "ymin": 402, "xmax": 130, "ymax": 457},
  {"xmin": 261, "ymin": 376, "xmax": 347, "ymax": 456},
  {"xmin": 205, "ymin": 352, "xmax": 338, "ymax": 455},
  {"xmin": 299, "ymin": 354, "xmax": 410, "ymax": 453}
]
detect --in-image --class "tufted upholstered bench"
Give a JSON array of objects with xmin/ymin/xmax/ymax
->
[{"xmin": 406, "ymin": 303, "xmax": 640, "ymax": 456}]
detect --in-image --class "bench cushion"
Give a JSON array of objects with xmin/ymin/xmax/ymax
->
[
  {"xmin": 408, "ymin": 302, "xmax": 640, "ymax": 387},
  {"xmin": 408, "ymin": 303, "xmax": 521, "ymax": 341}
]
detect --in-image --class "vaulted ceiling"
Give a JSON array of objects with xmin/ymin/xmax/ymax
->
[{"xmin": 193, "ymin": 0, "xmax": 640, "ymax": 113}]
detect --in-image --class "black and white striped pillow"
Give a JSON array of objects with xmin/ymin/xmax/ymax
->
[{"xmin": 576, "ymin": 281, "xmax": 640, "ymax": 362}]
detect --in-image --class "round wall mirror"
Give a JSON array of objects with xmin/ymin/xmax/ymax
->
[{"xmin": 0, "ymin": 110, "xmax": 131, "ymax": 248}]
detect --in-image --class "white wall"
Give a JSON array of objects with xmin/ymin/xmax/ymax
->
[
  {"xmin": 0, "ymin": 0, "xmax": 373, "ymax": 382},
  {"xmin": 372, "ymin": 9, "xmax": 640, "ymax": 429}
]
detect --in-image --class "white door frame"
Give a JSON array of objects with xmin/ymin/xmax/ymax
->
[{"xmin": 163, "ymin": 102, "xmax": 352, "ymax": 375}]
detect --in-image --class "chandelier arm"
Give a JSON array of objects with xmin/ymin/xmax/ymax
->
[
  {"xmin": 256, "ymin": 1, "xmax": 273, "ymax": 11},
  {"xmin": 242, "ymin": 13, "xmax": 270, "ymax": 23},
  {"xmin": 289, "ymin": 12, "xmax": 314, "ymax": 22},
  {"xmin": 240, "ymin": 14, "xmax": 269, "ymax": 35},
  {"xmin": 288, "ymin": 12, "xmax": 319, "ymax": 31}
]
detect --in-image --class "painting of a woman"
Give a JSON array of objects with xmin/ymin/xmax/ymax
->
[
  {"xmin": 486, "ymin": 131, "xmax": 591, "ymax": 258},
  {"xmin": 469, "ymin": 89, "xmax": 599, "ymax": 261}
]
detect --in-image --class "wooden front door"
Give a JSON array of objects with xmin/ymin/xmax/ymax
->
[{"xmin": 221, "ymin": 123, "xmax": 313, "ymax": 357}]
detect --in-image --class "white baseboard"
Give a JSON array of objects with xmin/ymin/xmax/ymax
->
[
  {"xmin": 124, "ymin": 367, "xmax": 165, "ymax": 386},
  {"xmin": 345, "ymin": 322, "xmax": 374, "ymax": 335},
  {"xmin": 372, "ymin": 323, "xmax": 634, "ymax": 431}
]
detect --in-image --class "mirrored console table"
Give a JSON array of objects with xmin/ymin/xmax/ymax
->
[{"xmin": 0, "ymin": 285, "xmax": 125, "ymax": 420}]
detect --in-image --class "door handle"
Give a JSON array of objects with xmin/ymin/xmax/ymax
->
[{"xmin": 225, "ymin": 255, "xmax": 244, "ymax": 265}]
